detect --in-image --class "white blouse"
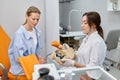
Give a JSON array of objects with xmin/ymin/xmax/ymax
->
[
  {"xmin": 76, "ymin": 31, "xmax": 106, "ymax": 79},
  {"xmin": 27, "ymin": 28, "xmax": 37, "ymax": 50}
]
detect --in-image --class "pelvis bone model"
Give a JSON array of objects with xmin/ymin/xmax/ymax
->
[{"xmin": 50, "ymin": 41, "xmax": 75, "ymax": 65}]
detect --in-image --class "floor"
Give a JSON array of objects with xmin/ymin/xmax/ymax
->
[
  {"xmin": 107, "ymin": 41, "xmax": 120, "ymax": 80},
  {"xmin": 107, "ymin": 66, "xmax": 120, "ymax": 80}
]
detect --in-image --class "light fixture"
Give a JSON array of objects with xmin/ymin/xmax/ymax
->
[{"xmin": 67, "ymin": 9, "xmax": 82, "ymax": 33}]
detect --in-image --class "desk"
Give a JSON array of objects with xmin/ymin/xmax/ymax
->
[
  {"xmin": 58, "ymin": 66, "xmax": 117, "ymax": 80},
  {"xmin": 46, "ymin": 57, "xmax": 117, "ymax": 80},
  {"xmin": 60, "ymin": 31, "xmax": 85, "ymax": 38},
  {"xmin": 60, "ymin": 31, "xmax": 86, "ymax": 50}
]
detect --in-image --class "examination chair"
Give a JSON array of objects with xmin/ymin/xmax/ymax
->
[
  {"xmin": 104, "ymin": 29, "xmax": 120, "ymax": 71},
  {"xmin": 0, "ymin": 26, "xmax": 27, "ymax": 80}
]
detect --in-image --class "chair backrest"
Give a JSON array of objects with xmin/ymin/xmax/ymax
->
[
  {"xmin": 105, "ymin": 29, "xmax": 120, "ymax": 51},
  {"xmin": 0, "ymin": 26, "xmax": 11, "ymax": 75},
  {"xmin": 18, "ymin": 54, "xmax": 40, "ymax": 80}
]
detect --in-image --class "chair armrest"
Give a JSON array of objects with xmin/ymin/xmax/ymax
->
[{"xmin": 0, "ymin": 63, "xmax": 8, "ymax": 80}]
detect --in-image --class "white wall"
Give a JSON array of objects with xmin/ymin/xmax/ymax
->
[
  {"xmin": 59, "ymin": 0, "xmax": 120, "ymax": 39},
  {"xmin": 45, "ymin": 0, "xmax": 60, "ymax": 54}
]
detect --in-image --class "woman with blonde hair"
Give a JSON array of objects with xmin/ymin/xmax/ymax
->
[{"xmin": 8, "ymin": 6, "xmax": 46, "ymax": 75}]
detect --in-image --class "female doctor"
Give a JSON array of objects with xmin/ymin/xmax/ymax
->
[{"xmin": 62, "ymin": 11, "xmax": 106, "ymax": 80}]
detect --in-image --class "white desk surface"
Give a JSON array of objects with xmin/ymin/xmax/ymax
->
[{"xmin": 60, "ymin": 31, "xmax": 86, "ymax": 37}]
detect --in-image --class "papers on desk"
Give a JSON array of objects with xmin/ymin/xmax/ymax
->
[
  {"xmin": 32, "ymin": 63, "xmax": 60, "ymax": 80},
  {"xmin": 60, "ymin": 31, "xmax": 86, "ymax": 38}
]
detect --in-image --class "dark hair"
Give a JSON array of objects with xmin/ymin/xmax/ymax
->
[
  {"xmin": 23, "ymin": 6, "xmax": 41, "ymax": 25},
  {"xmin": 82, "ymin": 12, "xmax": 104, "ymax": 39}
]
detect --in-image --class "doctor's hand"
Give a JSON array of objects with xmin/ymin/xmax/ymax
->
[{"xmin": 61, "ymin": 59, "xmax": 75, "ymax": 67}]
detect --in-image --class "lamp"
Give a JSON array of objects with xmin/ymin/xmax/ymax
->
[
  {"xmin": 67, "ymin": 9, "xmax": 82, "ymax": 49},
  {"xmin": 67, "ymin": 9, "xmax": 82, "ymax": 33}
]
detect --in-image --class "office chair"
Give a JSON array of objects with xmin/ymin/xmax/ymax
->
[
  {"xmin": 104, "ymin": 29, "xmax": 120, "ymax": 71},
  {"xmin": 0, "ymin": 26, "xmax": 27, "ymax": 80}
]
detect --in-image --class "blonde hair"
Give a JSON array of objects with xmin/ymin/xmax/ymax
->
[{"xmin": 23, "ymin": 6, "xmax": 41, "ymax": 25}]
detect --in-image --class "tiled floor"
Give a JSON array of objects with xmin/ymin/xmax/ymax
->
[
  {"xmin": 109, "ymin": 42, "xmax": 120, "ymax": 79},
  {"xmin": 103, "ymin": 41, "xmax": 120, "ymax": 80},
  {"xmin": 107, "ymin": 66, "xmax": 120, "ymax": 80}
]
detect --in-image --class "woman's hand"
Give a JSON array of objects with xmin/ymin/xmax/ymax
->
[
  {"xmin": 38, "ymin": 55, "xmax": 46, "ymax": 64},
  {"xmin": 61, "ymin": 59, "xmax": 75, "ymax": 67}
]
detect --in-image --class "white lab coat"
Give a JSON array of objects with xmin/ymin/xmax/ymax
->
[{"xmin": 76, "ymin": 31, "xmax": 106, "ymax": 79}]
